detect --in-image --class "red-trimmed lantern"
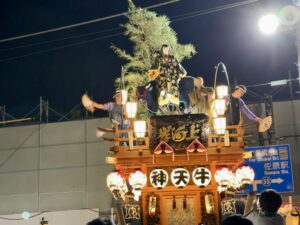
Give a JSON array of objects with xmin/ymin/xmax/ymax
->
[
  {"xmin": 214, "ymin": 167, "xmax": 233, "ymax": 188},
  {"xmin": 106, "ymin": 171, "xmax": 125, "ymax": 192},
  {"xmin": 129, "ymin": 170, "xmax": 147, "ymax": 200},
  {"xmin": 235, "ymin": 164, "xmax": 255, "ymax": 185}
]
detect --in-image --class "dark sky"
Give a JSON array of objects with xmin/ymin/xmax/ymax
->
[{"xmin": 0, "ymin": 0, "xmax": 298, "ymax": 119}]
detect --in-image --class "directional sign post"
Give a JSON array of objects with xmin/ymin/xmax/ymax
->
[{"xmin": 242, "ymin": 144, "xmax": 294, "ymax": 194}]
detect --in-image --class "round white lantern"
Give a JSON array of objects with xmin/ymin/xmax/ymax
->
[
  {"xmin": 106, "ymin": 171, "xmax": 125, "ymax": 192},
  {"xmin": 129, "ymin": 170, "xmax": 147, "ymax": 191},
  {"xmin": 235, "ymin": 164, "xmax": 255, "ymax": 186},
  {"xmin": 227, "ymin": 176, "xmax": 242, "ymax": 191},
  {"xmin": 214, "ymin": 167, "xmax": 233, "ymax": 188}
]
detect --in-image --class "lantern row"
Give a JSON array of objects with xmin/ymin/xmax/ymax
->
[
  {"xmin": 150, "ymin": 166, "xmax": 255, "ymax": 191},
  {"xmin": 106, "ymin": 165, "xmax": 255, "ymax": 201}
]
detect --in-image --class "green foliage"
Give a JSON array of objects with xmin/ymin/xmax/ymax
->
[{"xmin": 112, "ymin": 0, "xmax": 196, "ymax": 98}]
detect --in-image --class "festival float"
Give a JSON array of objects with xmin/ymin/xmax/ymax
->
[
  {"xmin": 81, "ymin": 2, "xmax": 272, "ymax": 224},
  {"xmin": 82, "ymin": 61, "xmax": 273, "ymax": 225}
]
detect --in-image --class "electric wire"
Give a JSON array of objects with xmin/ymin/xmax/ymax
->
[
  {"xmin": 0, "ymin": 27, "xmax": 122, "ymax": 52},
  {"xmin": 170, "ymin": 0, "xmax": 257, "ymax": 20},
  {"xmin": 171, "ymin": 0, "xmax": 258, "ymax": 22},
  {"xmin": 0, "ymin": 0, "xmax": 257, "ymax": 54},
  {"xmin": 246, "ymin": 89, "xmax": 264, "ymax": 100},
  {"xmin": 0, "ymin": 0, "xmax": 180, "ymax": 43},
  {"xmin": 0, "ymin": 32, "xmax": 123, "ymax": 62},
  {"xmin": 269, "ymin": 85, "xmax": 287, "ymax": 97},
  {"xmin": 0, "ymin": 0, "xmax": 259, "ymax": 62}
]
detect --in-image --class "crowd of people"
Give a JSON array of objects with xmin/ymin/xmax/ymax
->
[
  {"xmin": 220, "ymin": 189, "xmax": 287, "ymax": 225},
  {"xmin": 87, "ymin": 189, "xmax": 292, "ymax": 225}
]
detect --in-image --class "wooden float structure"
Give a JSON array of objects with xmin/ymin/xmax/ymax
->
[{"xmin": 105, "ymin": 114, "xmax": 247, "ymax": 225}]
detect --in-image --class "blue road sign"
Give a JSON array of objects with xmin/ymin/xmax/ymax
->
[{"xmin": 242, "ymin": 144, "xmax": 294, "ymax": 194}]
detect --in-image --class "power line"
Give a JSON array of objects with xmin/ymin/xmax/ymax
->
[
  {"xmin": 171, "ymin": 0, "xmax": 258, "ymax": 22},
  {"xmin": 0, "ymin": 0, "xmax": 258, "ymax": 45},
  {"xmin": 0, "ymin": 27, "xmax": 122, "ymax": 52},
  {"xmin": 171, "ymin": 0, "xmax": 257, "ymax": 19},
  {"xmin": 268, "ymin": 85, "xmax": 287, "ymax": 97},
  {"xmin": 0, "ymin": 0, "xmax": 180, "ymax": 43},
  {"xmin": 247, "ymin": 89, "xmax": 264, "ymax": 100},
  {"xmin": 0, "ymin": 32, "xmax": 123, "ymax": 62},
  {"xmin": 0, "ymin": 0, "xmax": 260, "ymax": 62}
]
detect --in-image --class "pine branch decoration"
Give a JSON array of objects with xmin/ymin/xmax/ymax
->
[{"xmin": 112, "ymin": 0, "xmax": 196, "ymax": 98}]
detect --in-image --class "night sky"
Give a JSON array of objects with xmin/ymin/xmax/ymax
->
[{"xmin": 0, "ymin": 0, "xmax": 297, "ymax": 120}]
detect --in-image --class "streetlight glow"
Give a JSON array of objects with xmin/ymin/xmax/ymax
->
[{"xmin": 259, "ymin": 14, "xmax": 279, "ymax": 34}]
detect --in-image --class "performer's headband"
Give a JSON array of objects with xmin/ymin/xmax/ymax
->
[
  {"xmin": 113, "ymin": 90, "xmax": 122, "ymax": 98},
  {"xmin": 235, "ymin": 85, "xmax": 247, "ymax": 94}
]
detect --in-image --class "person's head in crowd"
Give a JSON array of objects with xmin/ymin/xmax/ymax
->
[
  {"xmin": 232, "ymin": 85, "xmax": 247, "ymax": 98},
  {"xmin": 221, "ymin": 214, "xmax": 253, "ymax": 225},
  {"xmin": 113, "ymin": 89, "xmax": 123, "ymax": 105},
  {"xmin": 259, "ymin": 189, "xmax": 282, "ymax": 213},
  {"xmin": 194, "ymin": 77, "xmax": 204, "ymax": 89},
  {"xmin": 87, "ymin": 218, "xmax": 112, "ymax": 225}
]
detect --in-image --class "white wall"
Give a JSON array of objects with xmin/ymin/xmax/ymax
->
[{"xmin": 0, "ymin": 118, "xmax": 114, "ymax": 215}]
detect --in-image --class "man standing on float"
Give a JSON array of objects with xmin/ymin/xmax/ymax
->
[{"xmin": 225, "ymin": 85, "xmax": 262, "ymax": 125}]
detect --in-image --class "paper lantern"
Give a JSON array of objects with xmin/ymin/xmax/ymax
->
[
  {"xmin": 214, "ymin": 167, "xmax": 233, "ymax": 188},
  {"xmin": 235, "ymin": 164, "xmax": 255, "ymax": 185},
  {"xmin": 213, "ymin": 117, "xmax": 226, "ymax": 135},
  {"xmin": 129, "ymin": 170, "xmax": 147, "ymax": 190},
  {"xmin": 125, "ymin": 102, "xmax": 137, "ymax": 118},
  {"xmin": 216, "ymin": 85, "xmax": 228, "ymax": 98},
  {"xmin": 214, "ymin": 99, "xmax": 226, "ymax": 116},
  {"xmin": 106, "ymin": 171, "xmax": 125, "ymax": 192},
  {"xmin": 134, "ymin": 120, "xmax": 147, "ymax": 138}
]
